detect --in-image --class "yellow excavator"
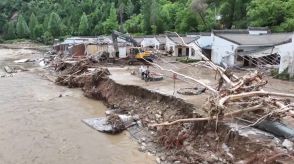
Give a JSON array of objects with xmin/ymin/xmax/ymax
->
[{"xmin": 112, "ymin": 30, "xmax": 153, "ymax": 65}]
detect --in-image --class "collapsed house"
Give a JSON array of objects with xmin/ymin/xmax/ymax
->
[
  {"xmin": 52, "ymin": 29, "xmax": 294, "ymax": 78},
  {"xmin": 165, "ymin": 36, "xmax": 201, "ymax": 58},
  {"xmin": 193, "ymin": 33, "xmax": 213, "ymax": 60},
  {"xmin": 210, "ymin": 28, "xmax": 294, "ymax": 76},
  {"xmin": 139, "ymin": 35, "xmax": 166, "ymax": 50},
  {"xmin": 53, "ymin": 36, "xmax": 130, "ymax": 59},
  {"xmin": 53, "ymin": 37, "xmax": 97, "ymax": 58}
]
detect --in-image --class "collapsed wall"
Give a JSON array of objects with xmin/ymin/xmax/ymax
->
[{"xmin": 54, "ymin": 62, "xmax": 292, "ymax": 163}]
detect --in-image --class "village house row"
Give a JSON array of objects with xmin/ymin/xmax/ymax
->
[{"xmin": 53, "ymin": 27, "xmax": 294, "ymax": 77}]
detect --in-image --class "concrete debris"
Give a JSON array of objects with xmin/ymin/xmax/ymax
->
[
  {"xmin": 282, "ymin": 139, "xmax": 294, "ymax": 151},
  {"xmin": 156, "ymin": 157, "xmax": 161, "ymax": 164},
  {"xmin": 0, "ymin": 73, "xmax": 13, "ymax": 78},
  {"xmin": 14, "ymin": 58, "xmax": 31, "ymax": 63},
  {"xmin": 222, "ymin": 143, "xmax": 234, "ymax": 159},
  {"xmin": 3, "ymin": 65, "xmax": 15, "ymax": 73}
]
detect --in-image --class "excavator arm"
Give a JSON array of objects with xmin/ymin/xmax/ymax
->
[{"xmin": 111, "ymin": 30, "xmax": 139, "ymax": 55}]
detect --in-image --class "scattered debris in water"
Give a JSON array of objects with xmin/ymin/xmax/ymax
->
[{"xmin": 82, "ymin": 113, "xmax": 137, "ymax": 134}]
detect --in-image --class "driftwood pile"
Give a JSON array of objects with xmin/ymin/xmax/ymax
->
[
  {"xmin": 146, "ymin": 47, "xmax": 294, "ymax": 127},
  {"xmin": 54, "ymin": 59, "xmax": 110, "ymax": 88},
  {"xmin": 145, "ymin": 45, "xmax": 294, "ymax": 162},
  {"xmin": 107, "ymin": 114, "xmax": 126, "ymax": 134}
]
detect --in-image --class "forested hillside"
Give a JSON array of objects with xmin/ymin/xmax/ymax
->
[{"xmin": 0, "ymin": 0, "xmax": 294, "ymax": 43}]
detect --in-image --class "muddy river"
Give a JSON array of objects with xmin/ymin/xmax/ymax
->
[{"xmin": 0, "ymin": 46, "xmax": 154, "ymax": 164}]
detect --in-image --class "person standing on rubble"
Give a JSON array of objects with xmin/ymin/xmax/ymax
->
[
  {"xmin": 139, "ymin": 65, "xmax": 146, "ymax": 80},
  {"xmin": 145, "ymin": 65, "xmax": 150, "ymax": 80},
  {"xmin": 139, "ymin": 65, "xmax": 150, "ymax": 81}
]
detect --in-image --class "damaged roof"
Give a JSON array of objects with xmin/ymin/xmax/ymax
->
[
  {"xmin": 248, "ymin": 26, "xmax": 270, "ymax": 31},
  {"xmin": 133, "ymin": 37, "xmax": 144, "ymax": 44},
  {"xmin": 168, "ymin": 36, "xmax": 199, "ymax": 45},
  {"xmin": 156, "ymin": 36, "xmax": 166, "ymax": 44},
  {"xmin": 215, "ymin": 33, "xmax": 293, "ymax": 46},
  {"xmin": 186, "ymin": 32, "xmax": 211, "ymax": 36}
]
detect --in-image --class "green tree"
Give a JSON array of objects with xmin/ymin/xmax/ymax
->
[
  {"xmin": 42, "ymin": 15, "xmax": 50, "ymax": 31},
  {"xmin": 29, "ymin": 13, "xmax": 39, "ymax": 39},
  {"xmin": 124, "ymin": 14, "xmax": 144, "ymax": 33},
  {"xmin": 142, "ymin": 0, "xmax": 152, "ymax": 34},
  {"xmin": 118, "ymin": 2, "xmax": 126, "ymax": 31},
  {"xmin": 247, "ymin": 0, "xmax": 288, "ymax": 31},
  {"xmin": 175, "ymin": 8, "xmax": 198, "ymax": 33},
  {"xmin": 29, "ymin": 13, "xmax": 38, "ymax": 34},
  {"xmin": 16, "ymin": 14, "xmax": 30, "ymax": 38},
  {"xmin": 280, "ymin": 0, "xmax": 294, "ymax": 31},
  {"xmin": 191, "ymin": 0, "xmax": 208, "ymax": 28},
  {"xmin": 78, "ymin": 13, "xmax": 89, "ymax": 35},
  {"xmin": 0, "ymin": 13, "xmax": 8, "ymax": 34},
  {"xmin": 102, "ymin": 3, "xmax": 119, "ymax": 34},
  {"xmin": 126, "ymin": 0, "xmax": 135, "ymax": 17},
  {"xmin": 48, "ymin": 12, "xmax": 62, "ymax": 37},
  {"xmin": 5, "ymin": 22, "xmax": 16, "ymax": 39},
  {"xmin": 42, "ymin": 31, "xmax": 53, "ymax": 45},
  {"xmin": 150, "ymin": 0, "xmax": 162, "ymax": 34},
  {"xmin": 161, "ymin": 3, "xmax": 178, "ymax": 31},
  {"xmin": 33, "ymin": 24, "xmax": 44, "ymax": 39}
]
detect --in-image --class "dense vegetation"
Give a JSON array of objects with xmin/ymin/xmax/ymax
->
[{"xmin": 0, "ymin": 0, "xmax": 294, "ymax": 43}]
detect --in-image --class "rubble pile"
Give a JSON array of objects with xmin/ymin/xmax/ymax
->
[
  {"xmin": 146, "ymin": 56, "xmax": 294, "ymax": 162},
  {"xmin": 53, "ymin": 58, "xmax": 110, "ymax": 88},
  {"xmin": 106, "ymin": 114, "xmax": 126, "ymax": 134}
]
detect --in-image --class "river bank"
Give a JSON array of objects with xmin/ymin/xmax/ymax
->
[
  {"xmin": 53, "ymin": 57, "xmax": 294, "ymax": 163},
  {"xmin": 0, "ymin": 43, "xmax": 154, "ymax": 164}
]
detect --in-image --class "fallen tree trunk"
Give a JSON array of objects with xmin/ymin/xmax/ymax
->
[
  {"xmin": 144, "ymin": 58, "xmax": 218, "ymax": 94},
  {"xmin": 218, "ymin": 91, "xmax": 294, "ymax": 109},
  {"xmin": 167, "ymin": 31, "xmax": 237, "ymax": 87},
  {"xmin": 150, "ymin": 103, "xmax": 263, "ymax": 127}
]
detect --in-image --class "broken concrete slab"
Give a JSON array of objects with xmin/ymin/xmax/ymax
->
[
  {"xmin": 82, "ymin": 114, "xmax": 136, "ymax": 134},
  {"xmin": 83, "ymin": 117, "xmax": 115, "ymax": 133},
  {"xmin": 14, "ymin": 58, "xmax": 30, "ymax": 63},
  {"xmin": 3, "ymin": 66, "xmax": 15, "ymax": 73},
  {"xmin": 282, "ymin": 139, "xmax": 294, "ymax": 151}
]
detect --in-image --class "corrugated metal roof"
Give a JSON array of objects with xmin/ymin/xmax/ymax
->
[
  {"xmin": 168, "ymin": 36, "xmax": 199, "ymax": 45},
  {"xmin": 156, "ymin": 36, "xmax": 166, "ymax": 44},
  {"xmin": 239, "ymin": 47, "xmax": 279, "ymax": 58},
  {"xmin": 216, "ymin": 33, "xmax": 292, "ymax": 46}
]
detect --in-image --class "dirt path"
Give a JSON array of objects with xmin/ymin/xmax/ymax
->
[{"xmin": 0, "ymin": 46, "xmax": 154, "ymax": 164}]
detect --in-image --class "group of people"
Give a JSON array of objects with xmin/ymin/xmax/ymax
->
[{"xmin": 139, "ymin": 65, "xmax": 150, "ymax": 80}]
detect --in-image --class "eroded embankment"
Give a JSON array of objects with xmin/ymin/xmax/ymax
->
[{"xmin": 55, "ymin": 66, "xmax": 290, "ymax": 163}]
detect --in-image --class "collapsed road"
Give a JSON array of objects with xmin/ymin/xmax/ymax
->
[{"xmin": 0, "ymin": 43, "xmax": 154, "ymax": 164}]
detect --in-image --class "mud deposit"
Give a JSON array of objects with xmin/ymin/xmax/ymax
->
[{"xmin": 0, "ymin": 46, "xmax": 154, "ymax": 164}]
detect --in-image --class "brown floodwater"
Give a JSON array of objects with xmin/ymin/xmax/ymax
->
[{"xmin": 0, "ymin": 47, "xmax": 154, "ymax": 164}]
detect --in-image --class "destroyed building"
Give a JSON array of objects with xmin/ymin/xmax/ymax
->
[
  {"xmin": 53, "ymin": 36, "xmax": 130, "ymax": 59},
  {"xmin": 210, "ymin": 28, "xmax": 294, "ymax": 76},
  {"xmin": 165, "ymin": 36, "xmax": 199, "ymax": 57},
  {"xmin": 139, "ymin": 35, "xmax": 166, "ymax": 50}
]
